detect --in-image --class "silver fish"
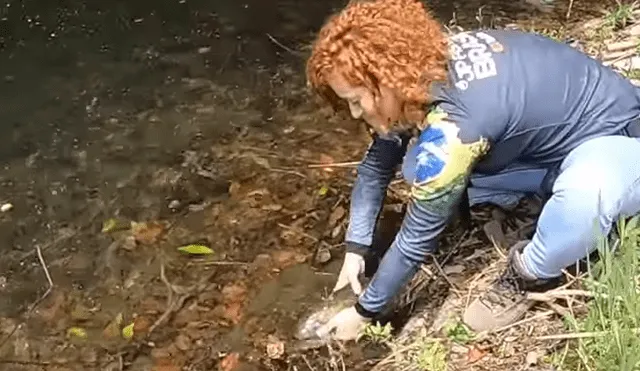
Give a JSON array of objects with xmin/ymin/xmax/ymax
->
[{"xmin": 294, "ymin": 290, "xmax": 358, "ymax": 341}]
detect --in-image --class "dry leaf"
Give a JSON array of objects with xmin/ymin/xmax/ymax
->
[
  {"xmin": 319, "ymin": 154, "xmax": 334, "ymax": 163},
  {"xmin": 266, "ymin": 336, "xmax": 285, "ymax": 359},
  {"xmin": 131, "ymin": 221, "xmax": 166, "ymax": 245},
  {"xmin": 103, "ymin": 313, "xmax": 124, "ymax": 339},
  {"xmin": 220, "ymin": 352, "xmax": 240, "ymax": 371},
  {"xmin": 467, "ymin": 345, "xmax": 487, "ymax": 364},
  {"xmin": 177, "ymin": 244, "xmax": 214, "ymax": 255},
  {"xmin": 444, "ymin": 264, "xmax": 465, "ymax": 275},
  {"xmin": 328, "ymin": 206, "xmax": 346, "ymax": 227}
]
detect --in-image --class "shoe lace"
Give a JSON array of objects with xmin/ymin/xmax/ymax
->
[{"xmin": 483, "ymin": 265, "xmax": 526, "ymax": 308}]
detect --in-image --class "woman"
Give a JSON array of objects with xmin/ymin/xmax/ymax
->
[{"xmin": 306, "ymin": 0, "xmax": 640, "ymax": 339}]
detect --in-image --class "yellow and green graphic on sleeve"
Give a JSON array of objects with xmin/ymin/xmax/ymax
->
[{"xmin": 411, "ymin": 108, "xmax": 489, "ymax": 213}]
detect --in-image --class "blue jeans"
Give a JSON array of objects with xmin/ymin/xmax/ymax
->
[{"xmin": 402, "ymin": 135, "xmax": 640, "ymax": 278}]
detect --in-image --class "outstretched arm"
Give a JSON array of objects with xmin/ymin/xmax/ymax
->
[
  {"xmin": 345, "ymin": 132, "xmax": 410, "ymax": 255},
  {"xmin": 356, "ymin": 113, "xmax": 490, "ymax": 316}
]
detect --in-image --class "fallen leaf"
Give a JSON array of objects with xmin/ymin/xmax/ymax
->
[
  {"xmin": 467, "ymin": 345, "xmax": 487, "ymax": 364},
  {"xmin": 219, "ymin": 352, "xmax": 240, "ymax": 371},
  {"xmin": 328, "ymin": 206, "xmax": 346, "ymax": 227},
  {"xmin": 103, "ymin": 313, "xmax": 124, "ymax": 339},
  {"xmin": 223, "ymin": 302, "xmax": 243, "ymax": 324},
  {"xmin": 66, "ymin": 327, "xmax": 88, "ymax": 339},
  {"xmin": 131, "ymin": 221, "xmax": 166, "ymax": 245},
  {"xmin": 319, "ymin": 154, "xmax": 334, "ymax": 163},
  {"xmin": 102, "ymin": 218, "xmax": 118, "ymax": 233},
  {"xmin": 133, "ymin": 316, "xmax": 151, "ymax": 334},
  {"xmin": 102, "ymin": 218, "xmax": 129, "ymax": 233},
  {"xmin": 444, "ymin": 264, "xmax": 465, "ymax": 275},
  {"xmin": 318, "ymin": 185, "xmax": 329, "ymax": 197},
  {"xmin": 122, "ymin": 322, "xmax": 135, "ymax": 340},
  {"xmin": 177, "ymin": 244, "xmax": 214, "ymax": 255}
]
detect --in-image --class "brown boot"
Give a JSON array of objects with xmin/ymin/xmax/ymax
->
[{"xmin": 463, "ymin": 241, "xmax": 559, "ymax": 333}]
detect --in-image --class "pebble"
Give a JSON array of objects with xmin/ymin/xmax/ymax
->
[
  {"xmin": 168, "ymin": 200, "xmax": 180, "ymax": 209},
  {"xmin": 0, "ymin": 203, "xmax": 13, "ymax": 212}
]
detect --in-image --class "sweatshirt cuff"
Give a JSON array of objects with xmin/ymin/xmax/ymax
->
[
  {"xmin": 345, "ymin": 241, "xmax": 370, "ymax": 257},
  {"xmin": 354, "ymin": 301, "xmax": 378, "ymax": 319}
]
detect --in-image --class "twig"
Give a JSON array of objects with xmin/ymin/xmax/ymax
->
[
  {"xmin": 429, "ymin": 254, "xmax": 462, "ymax": 295},
  {"xmin": 307, "ymin": 161, "xmax": 360, "ymax": 169},
  {"xmin": 536, "ymin": 331, "xmax": 608, "ymax": 341},
  {"xmin": 147, "ymin": 262, "xmax": 177, "ymax": 335},
  {"xmin": 301, "ymin": 355, "xmax": 317, "ymax": 371},
  {"xmin": 277, "ymin": 223, "xmax": 319, "ymax": 242},
  {"xmin": 192, "ymin": 260, "xmax": 250, "ymax": 266},
  {"xmin": 603, "ymin": 49, "xmax": 636, "ymax": 66},
  {"xmin": 527, "ymin": 289, "xmax": 594, "ymax": 302},
  {"xmin": 536, "ymin": 326, "xmax": 640, "ymax": 340},
  {"xmin": 266, "ymin": 33, "xmax": 300, "ymax": 56},
  {"xmin": 566, "ymin": 0, "xmax": 575, "ymax": 20},
  {"xmin": 271, "ymin": 168, "xmax": 307, "ymax": 178},
  {"xmin": 34, "ymin": 245, "xmax": 54, "ymax": 307},
  {"xmin": 494, "ymin": 310, "xmax": 555, "ymax": 333},
  {"xmin": 0, "ymin": 246, "xmax": 55, "ymax": 351}
]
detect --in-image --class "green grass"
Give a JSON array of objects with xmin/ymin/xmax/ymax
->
[
  {"xmin": 605, "ymin": 1, "xmax": 637, "ymax": 30},
  {"xmin": 555, "ymin": 216, "xmax": 640, "ymax": 371}
]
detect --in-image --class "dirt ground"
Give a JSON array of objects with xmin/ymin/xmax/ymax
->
[{"xmin": 0, "ymin": 0, "xmax": 629, "ymax": 370}]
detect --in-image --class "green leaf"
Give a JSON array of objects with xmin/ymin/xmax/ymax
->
[
  {"xmin": 102, "ymin": 218, "xmax": 118, "ymax": 233},
  {"xmin": 122, "ymin": 323, "xmax": 135, "ymax": 340},
  {"xmin": 67, "ymin": 327, "xmax": 88, "ymax": 339},
  {"xmin": 101, "ymin": 218, "xmax": 130, "ymax": 233},
  {"xmin": 318, "ymin": 185, "xmax": 329, "ymax": 196},
  {"xmin": 177, "ymin": 244, "xmax": 214, "ymax": 255}
]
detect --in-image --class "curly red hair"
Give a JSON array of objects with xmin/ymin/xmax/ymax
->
[{"xmin": 306, "ymin": 0, "xmax": 449, "ymax": 117}]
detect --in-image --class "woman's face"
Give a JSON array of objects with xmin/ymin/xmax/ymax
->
[{"xmin": 326, "ymin": 71, "xmax": 403, "ymax": 135}]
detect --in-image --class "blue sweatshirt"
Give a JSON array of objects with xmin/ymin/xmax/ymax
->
[{"xmin": 349, "ymin": 29, "xmax": 640, "ymax": 316}]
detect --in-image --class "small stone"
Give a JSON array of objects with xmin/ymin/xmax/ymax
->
[
  {"xmin": 1, "ymin": 203, "xmax": 13, "ymax": 212},
  {"xmin": 168, "ymin": 200, "xmax": 180, "ymax": 210},
  {"xmin": 526, "ymin": 350, "xmax": 542, "ymax": 366},
  {"xmin": 314, "ymin": 245, "xmax": 332, "ymax": 265}
]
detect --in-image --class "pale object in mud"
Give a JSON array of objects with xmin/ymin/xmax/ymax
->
[
  {"xmin": 0, "ymin": 203, "xmax": 13, "ymax": 212},
  {"xmin": 294, "ymin": 289, "xmax": 359, "ymax": 341}
]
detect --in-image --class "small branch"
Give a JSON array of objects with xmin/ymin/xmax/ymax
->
[
  {"xmin": 566, "ymin": 0, "xmax": 575, "ymax": 20},
  {"xmin": 0, "ymin": 246, "xmax": 55, "ymax": 351},
  {"xmin": 147, "ymin": 262, "xmax": 177, "ymax": 336},
  {"xmin": 266, "ymin": 33, "xmax": 301, "ymax": 56},
  {"xmin": 277, "ymin": 223, "xmax": 319, "ymax": 242},
  {"xmin": 307, "ymin": 161, "xmax": 360, "ymax": 169}
]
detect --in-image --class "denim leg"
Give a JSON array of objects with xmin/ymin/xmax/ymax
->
[
  {"xmin": 402, "ymin": 142, "xmax": 547, "ymax": 209},
  {"xmin": 522, "ymin": 136, "xmax": 640, "ymax": 279}
]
